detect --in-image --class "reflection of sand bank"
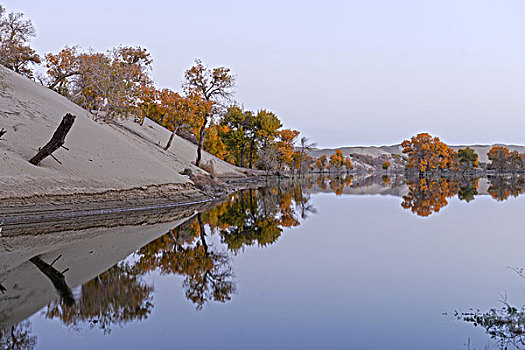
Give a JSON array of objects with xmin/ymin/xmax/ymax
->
[{"xmin": 0, "ymin": 204, "xmax": 201, "ymax": 329}]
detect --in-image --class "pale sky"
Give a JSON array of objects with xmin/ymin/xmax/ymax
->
[{"xmin": 3, "ymin": 0, "xmax": 525, "ymax": 147}]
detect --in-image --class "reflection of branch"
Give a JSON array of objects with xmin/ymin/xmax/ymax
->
[
  {"xmin": 29, "ymin": 256, "xmax": 75, "ymax": 306},
  {"xmin": 458, "ymin": 267, "xmax": 525, "ymax": 348},
  {"xmin": 508, "ymin": 266, "xmax": 525, "ymax": 280}
]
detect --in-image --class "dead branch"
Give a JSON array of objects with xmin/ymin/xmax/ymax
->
[
  {"xmin": 29, "ymin": 114, "xmax": 75, "ymax": 165},
  {"xmin": 30, "ymin": 255, "xmax": 75, "ymax": 306}
]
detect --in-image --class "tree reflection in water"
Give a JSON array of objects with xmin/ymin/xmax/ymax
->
[
  {"xmin": 488, "ymin": 175, "xmax": 525, "ymax": 202},
  {"xmin": 39, "ymin": 182, "xmax": 317, "ymax": 334},
  {"xmin": 400, "ymin": 176, "xmax": 525, "ymax": 217},
  {"xmin": 132, "ymin": 214, "xmax": 235, "ymax": 310},
  {"xmin": 457, "ymin": 268, "xmax": 525, "ymax": 349},
  {"xmin": 401, "ymin": 177, "xmax": 460, "ymax": 217},
  {"xmin": 0, "ymin": 321, "xmax": 36, "ymax": 350},
  {"xmin": 132, "ymin": 183, "xmax": 317, "ymax": 310},
  {"xmin": 24, "ymin": 175, "xmax": 525, "ymax": 343},
  {"xmin": 45, "ymin": 263, "xmax": 153, "ymax": 334}
]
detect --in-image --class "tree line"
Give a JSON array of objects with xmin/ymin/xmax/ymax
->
[
  {"xmin": 402, "ymin": 132, "xmax": 525, "ymax": 175},
  {"xmin": 0, "ymin": 5, "xmax": 323, "ymax": 171}
]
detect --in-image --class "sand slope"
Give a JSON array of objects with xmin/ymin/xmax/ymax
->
[
  {"xmin": 113, "ymin": 117, "xmax": 246, "ymax": 178},
  {"xmin": 0, "ymin": 66, "xmax": 243, "ymax": 200}
]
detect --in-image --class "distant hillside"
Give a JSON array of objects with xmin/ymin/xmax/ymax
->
[{"xmin": 310, "ymin": 144, "xmax": 525, "ymax": 164}]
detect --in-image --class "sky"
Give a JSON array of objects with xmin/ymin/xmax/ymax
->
[{"xmin": 3, "ymin": 0, "xmax": 525, "ymax": 148}]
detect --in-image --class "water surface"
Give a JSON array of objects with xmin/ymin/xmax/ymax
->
[{"xmin": 3, "ymin": 175, "xmax": 525, "ymax": 349}]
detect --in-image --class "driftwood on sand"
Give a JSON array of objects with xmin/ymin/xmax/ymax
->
[{"xmin": 29, "ymin": 113, "xmax": 75, "ymax": 165}]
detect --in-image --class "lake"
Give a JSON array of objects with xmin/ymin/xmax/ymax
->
[{"xmin": 3, "ymin": 174, "xmax": 525, "ymax": 349}]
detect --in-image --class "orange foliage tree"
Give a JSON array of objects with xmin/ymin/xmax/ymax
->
[
  {"xmin": 276, "ymin": 128, "xmax": 300, "ymax": 170},
  {"xmin": 329, "ymin": 149, "xmax": 344, "ymax": 171},
  {"xmin": 183, "ymin": 59, "xmax": 235, "ymax": 166},
  {"xmin": 0, "ymin": 6, "xmax": 40, "ymax": 78},
  {"xmin": 344, "ymin": 156, "xmax": 354, "ymax": 172},
  {"xmin": 315, "ymin": 155, "xmax": 329, "ymax": 173},
  {"xmin": 487, "ymin": 146, "xmax": 511, "ymax": 172},
  {"xmin": 401, "ymin": 133, "xmax": 456, "ymax": 174},
  {"xmin": 45, "ymin": 45, "xmax": 153, "ymax": 121}
]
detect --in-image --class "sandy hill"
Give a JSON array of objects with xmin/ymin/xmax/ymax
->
[
  {"xmin": 0, "ymin": 65, "xmax": 244, "ymax": 201},
  {"xmin": 310, "ymin": 144, "xmax": 525, "ymax": 163}
]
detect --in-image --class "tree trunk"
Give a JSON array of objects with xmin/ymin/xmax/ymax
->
[
  {"xmin": 29, "ymin": 114, "xmax": 75, "ymax": 166},
  {"xmin": 249, "ymin": 189, "xmax": 255, "ymax": 215},
  {"xmin": 197, "ymin": 214, "xmax": 208, "ymax": 255},
  {"xmin": 240, "ymin": 145, "xmax": 245, "ymax": 168},
  {"xmin": 165, "ymin": 125, "xmax": 179, "ymax": 150},
  {"xmin": 249, "ymin": 139, "xmax": 255, "ymax": 169},
  {"xmin": 299, "ymin": 151, "xmax": 304, "ymax": 175},
  {"xmin": 195, "ymin": 121, "xmax": 207, "ymax": 167}
]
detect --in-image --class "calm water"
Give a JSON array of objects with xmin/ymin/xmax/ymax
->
[{"xmin": 3, "ymin": 175, "xmax": 525, "ymax": 349}]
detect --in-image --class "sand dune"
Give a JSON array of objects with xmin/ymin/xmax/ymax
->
[{"xmin": 0, "ymin": 66, "xmax": 244, "ymax": 200}]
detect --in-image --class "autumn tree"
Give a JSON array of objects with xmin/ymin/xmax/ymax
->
[
  {"xmin": 486, "ymin": 146, "xmax": 525, "ymax": 173},
  {"xmin": 401, "ymin": 133, "xmax": 456, "ymax": 174},
  {"xmin": 456, "ymin": 147, "xmax": 479, "ymax": 172},
  {"xmin": 344, "ymin": 157, "xmax": 354, "ymax": 172},
  {"xmin": 290, "ymin": 151, "xmax": 302, "ymax": 175},
  {"xmin": 204, "ymin": 122, "xmax": 228, "ymax": 159},
  {"xmin": 256, "ymin": 142, "xmax": 280, "ymax": 172},
  {"xmin": 247, "ymin": 109, "xmax": 282, "ymax": 169},
  {"xmin": 0, "ymin": 6, "xmax": 40, "ymax": 78},
  {"xmin": 329, "ymin": 149, "xmax": 344, "ymax": 172},
  {"xmin": 487, "ymin": 146, "xmax": 511, "ymax": 172},
  {"xmin": 135, "ymin": 84, "xmax": 161, "ymax": 125},
  {"xmin": 255, "ymin": 110, "xmax": 282, "ymax": 148},
  {"xmin": 276, "ymin": 128, "xmax": 300, "ymax": 170},
  {"xmin": 45, "ymin": 45, "xmax": 153, "ymax": 121},
  {"xmin": 296, "ymin": 137, "xmax": 317, "ymax": 175},
  {"xmin": 315, "ymin": 155, "xmax": 329, "ymax": 173},
  {"xmin": 44, "ymin": 45, "xmax": 82, "ymax": 92},
  {"xmin": 0, "ymin": 5, "xmax": 41, "ymax": 78},
  {"xmin": 184, "ymin": 59, "xmax": 235, "ymax": 166},
  {"xmin": 103, "ymin": 46, "xmax": 153, "ymax": 120},
  {"xmin": 509, "ymin": 150, "xmax": 524, "ymax": 172},
  {"xmin": 160, "ymin": 90, "xmax": 211, "ymax": 151},
  {"xmin": 220, "ymin": 105, "xmax": 251, "ymax": 166},
  {"xmin": 253, "ymin": 110, "xmax": 282, "ymax": 170}
]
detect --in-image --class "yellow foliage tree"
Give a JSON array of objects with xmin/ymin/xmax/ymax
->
[
  {"xmin": 276, "ymin": 128, "xmax": 300, "ymax": 170},
  {"xmin": 329, "ymin": 149, "xmax": 344, "ymax": 171},
  {"xmin": 401, "ymin": 133, "xmax": 456, "ymax": 173}
]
